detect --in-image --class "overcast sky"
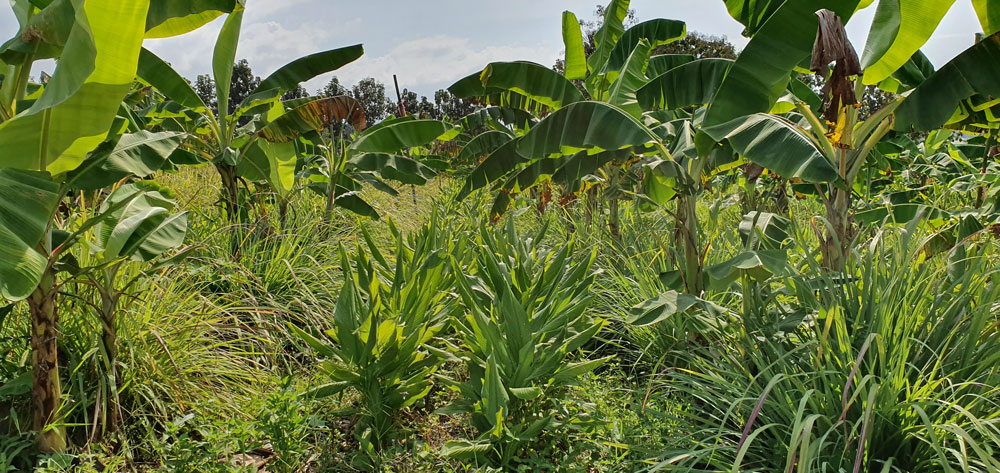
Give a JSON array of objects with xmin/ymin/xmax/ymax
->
[{"xmin": 1, "ymin": 1, "xmax": 985, "ymax": 98}]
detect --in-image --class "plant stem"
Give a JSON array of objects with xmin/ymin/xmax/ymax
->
[{"xmin": 29, "ymin": 231, "xmax": 66, "ymax": 452}]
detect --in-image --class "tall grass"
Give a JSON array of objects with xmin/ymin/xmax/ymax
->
[{"xmin": 650, "ymin": 226, "xmax": 1000, "ymax": 472}]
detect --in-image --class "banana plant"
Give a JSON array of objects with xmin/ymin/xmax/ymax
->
[
  {"xmin": 135, "ymin": 4, "xmax": 365, "ymax": 222},
  {"xmin": 440, "ymin": 220, "xmax": 609, "ymax": 468},
  {"xmin": 0, "ymin": 0, "xmax": 234, "ymax": 451},
  {"xmin": 84, "ymin": 182, "xmax": 189, "ymax": 436},
  {"xmin": 255, "ymin": 98, "xmax": 458, "ymax": 222},
  {"xmin": 290, "ymin": 217, "xmax": 460, "ymax": 466},
  {"xmin": 448, "ymin": 1, "xmax": 754, "ymax": 293}
]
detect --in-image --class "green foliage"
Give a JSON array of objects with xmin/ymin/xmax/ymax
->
[
  {"xmin": 442, "ymin": 220, "xmax": 609, "ymax": 467},
  {"xmin": 292, "ymin": 216, "xmax": 460, "ymax": 462}
]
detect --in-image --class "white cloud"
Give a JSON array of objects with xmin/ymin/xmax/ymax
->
[{"xmin": 320, "ymin": 36, "xmax": 558, "ymax": 95}]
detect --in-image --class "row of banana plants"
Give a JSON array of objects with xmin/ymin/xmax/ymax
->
[
  {"xmin": 0, "ymin": 0, "xmax": 460, "ymax": 453},
  {"xmin": 446, "ymin": 0, "xmax": 999, "ymax": 298}
]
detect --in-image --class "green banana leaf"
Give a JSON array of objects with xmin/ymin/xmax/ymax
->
[
  {"xmin": 144, "ymin": 0, "xmax": 239, "ymax": 38},
  {"xmin": 861, "ymin": 0, "xmax": 958, "ymax": 85},
  {"xmin": 605, "ymin": 19, "xmax": 687, "ymax": 73},
  {"xmin": 562, "ymin": 11, "xmax": 587, "ymax": 80},
  {"xmin": 252, "ymin": 45, "xmax": 364, "ymax": 96},
  {"xmin": 637, "ymin": 58, "xmax": 734, "ymax": 111},
  {"xmin": 974, "ymin": 0, "xmax": 1000, "ymax": 35},
  {"xmin": 351, "ymin": 120, "xmax": 459, "ymax": 153},
  {"xmin": 0, "ymin": 0, "xmax": 152, "ymax": 174},
  {"xmin": 587, "ymin": 0, "xmax": 631, "ymax": 75},
  {"xmin": 349, "ymin": 153, "xmax": 438, "ymax": 186},
  {"xmin": 69, "ymin": 131, "xmax": 187, "ymax": 190},
  {"xmin": 608, "ymin": 39, "xmax": 653, "ymax": 118},
  {"xmin": 457, "ymin": 131, "xmax": 513, "ymax": 164},
  {"xmin": 701, "ymin": 113, "xmax": 839, "ymax": 183},
  {"xmin": 458, "ymin": 139, "xmax": 528, "ymax": 200},
  {"xmin": 516, "ymin": 101, "xmax": 660, "ymax": 159},
  {"xmin": 95, "ymin": 182, "xmax": 188, "ymax": 263},
  {"xmin": 479, "ymin": 61, "xmax": 584, "ymax": 109},
  {"xmin": 703, "ymin": 0, "xmax": 862, "ymax": 128},
  {"xmin": 137, "ymin": 48, "xmax": 209, "ymax": 111},
  {"xmin": 646, "ymin": 54, "xmax": 695, "ymax": 79},
  {"xmin": 894, "ymin": 32, "xmax": 1000, "ymax": 132},
  {"xmin": 0, "ymin": 170, "xmax": 60, "ymax": 301},
  {"xmin": 212, "ymin": 3, "xmax": 244, "ymax": 125}
]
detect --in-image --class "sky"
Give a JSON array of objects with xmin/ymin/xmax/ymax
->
[{"xmin": 0, "ymin": 1, "xmax": 986, "ymax": 98}]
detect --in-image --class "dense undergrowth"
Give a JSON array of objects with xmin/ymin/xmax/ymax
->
[{"xmin": 2, "ymin": 168, "xmax": 998, "ymax": 472}]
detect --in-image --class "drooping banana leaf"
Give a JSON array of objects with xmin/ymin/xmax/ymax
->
[
  {"xmin": 478, "ymin": 61, "xmax": 584, "ymax": 110},
  {"xmin": 258, "ymin": 96, "xmax": 367, "ymax": 143},
  {"xmin": 95, "ymin": 182, "xmax": 188, "ymax": 262},
  {"xmin": 604, "ymin": 19, "xmax": 687, "ymax": 73},
  {"xmin": 144, "ymin": 0, "xmax": 239, "ymax": 38},
  {"xmin": 69, "ymin": 131, "xmax": 187, "ymax": 190},
  {"xmin": 516, "ymin": 101, "xmax": 661, "ymax": 159},
  {"xmin": 458, "ymin": 138, "xmax": 529, "ymax": 200},
  {"xmin": 637, "ymin": 59, "xmax": 734, "ymax": 111},
  {"xmin": 349, "ymin": 153, "xmax": 438, "ymax": 186},
  {"xmin": 351, "ymin": 120, "xmax": 459, "ymax": 153},
  {"xmin": 457, "ymin": 131, "xmax": 513, "ymax": 164},
  {"xmin": 645, "ymin": 54, "xmax": 695, "ymax": 79},
  {"xmin": 703, "ymin": 0, "xmax": 862, "ymax": 128},
  {"xmin": 0, "ymin": 170, "xmax": 60, "ymax": 300},
  {"xmin": 701, "ymin": 113, "xmax": 839, "ymax": 183},
  {"xmin": 894, "ymin": 32, "xmax": 1000, "ymax": 132}
]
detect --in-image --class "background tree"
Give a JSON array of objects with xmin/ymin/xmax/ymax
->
[
  {"xmin": 193, "ymin": 59, "xmax": 261, "ymax": 116},
  {"xmin": 282, "ymin": 85, "xmax": 308, "ymax": 100},
  {"xmin": 434, "ymin": 89, "xmax": 478, "ymax": 119},
  {"xmin": 351, "ymin": 77, "xmax": 395, "ymax": 122},
  {"xmin": 652, "ymin": 31, "xmax": 738, "ymax": 59}
]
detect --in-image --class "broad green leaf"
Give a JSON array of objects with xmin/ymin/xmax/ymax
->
[
  {"xmin": 69, "ymin": 131, "xmax": 186, "ymax": 190},
  {"xmin": 637, "ymin": 58, "xmax": 734, "ymax": 111},
  {"xmin": 861, "ymin": 0, "xmax": 958, "ymax": 85},
  {"xmin": 213, "ymin": 4, "xmax": 244, "ymax": 124},
  {"xmin": 348, "ymin": 153, "xmax": 438, "ymax": 186},
  {"xmin": 628, "ymin": 291, "xmax": 723, "ymax": 326},
  {"xmin": 480, "ymin": 61, "xmax": 584, "ymax": 109},
  {"xmin": 0, "ymin": 0, "xmax": 76, "ymax": 63},
  {"xmin": 351, "ymin": 120, "xmax": 458, "ymax": 153},
  {"xmin": 562, "ymin": 11, "xmax": 587, "ymax": 80},
  {"xmin": 144, "ymin": 0, "xmax": 238, "ymax": 38},
  {"xmin": 137, "ymin": 48, "xmax": 208, "ymax": 111},
  {"xmin": 516, "ymin": 102, "xmax": 659, "ymax": 159},
  {"xmin": 253, "ymin": 45, "xmax": 364, "ymax": 96},
  {"xmin": 724, "ymin": 0, "xmax": 783, "ymax": 36},
  {"xmin": 458, "ymin": 139, "xmax": 529, "ymax": 200},
  {"xmin": 96, "ymin": 182, "xmax": 187, "ymax": 262},
  {"xmin": 259, "ymin": 96, "xmax": 366, "ymax": 143},
  {"xmin": 457, "ymin": 130, "xmax": 512, "ymax": 164},
  {"xmin": 702, "ymin": 113, "xmax": 839, "ymax": 183},
  {"xmin": 605, "ymin": 19, "xmax": 687, "ymax": 73},
  {"xmin": 240, "ymin": 140, "xmax": 297, "ymax": 196},
  {"xmin": 739, "ymin": 211, "xmax": 792, "ymax": 249},
  {"xmin": 608, "ymin": 39, "xmax": 652, "ymax": 118},
  {"xmin": 703, "ymin": 0, "xmax": 862, "ymax": 128},
  {"xmin": 645, "ymin": 54, "xmax": 695, "ymax": 79},
  {"xmin": 0, "ymin": 170, "xmax": 60, "ymax": 301},
  {"xmin": 974, "ymin": 0, "xmax": 1000, "ymax": 35},
  {"xmin": 587, "ymin": 0, "xmax": 631, "ymax": 74},
  {"xmin": 894, "ymin": 33, "xmax": 1000, "ymax": 131},
  {"xmin": 0, "ymin": 0, "xmax": 152, "ymax": 174}
]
